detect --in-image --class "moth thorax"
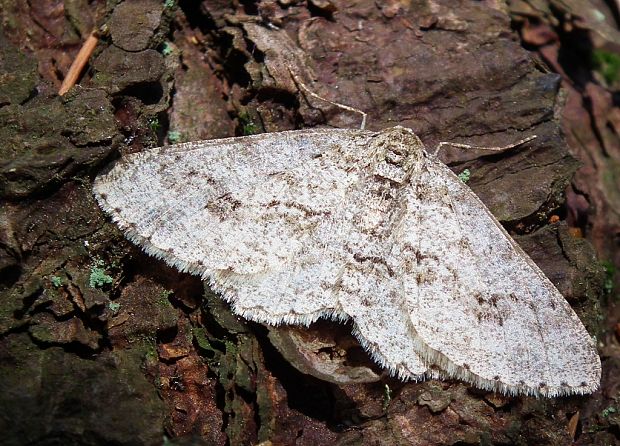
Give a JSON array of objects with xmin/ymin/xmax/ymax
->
[{"xmin": 372, "ymin": 126, "xmax": 425, "ymax": 183}]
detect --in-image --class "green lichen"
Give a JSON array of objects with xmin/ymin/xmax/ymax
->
[
  {"xmin": 50, "ymin": 275, "xmax": 63, "ymax": 288},
  {"xmin": 458, "ymin": 168, "xmax": 471, "ymax": 183},
  {"xmin": 602, "ymin": 406, "xmax": 617, "ymax": 417},
  {"xmin": 167, "ymin": 130, "xmax": 181, "ymax": 143},
  {"xmin": 601, "ymin": 260, "xmax": 616, "ymax": 297},
  {"xmin": 161, "ymin": 42, "xmax": 173, "ymax": 57},
  {"xmin": 584, "ymin": 423, "xmax": 605, "ymax": 433},
  {"xmin": 155, "ymin": 291, "xmax": 174, "ymax": 310},
  {"xmin": 108, "ymin": 302, "xmax": 121, "ymax": 313},
  {"xmin": 89, "ymin": 266, "xmax": 113, "ymax": 288},
  {"xmin": 238, "ymin": 111, "xmax": 258, "ymax": 135},
  {"xmin": 383, "ymin": 383, "xmax": 392, "ymax": 411},
  {"xmin": 148, "ymin": 117, "xmax": 160, "ymax": 133},
  {"xmin": 592, "ymin": 49, "xmax": 620, "ymax": 85},
  {"xmin": 224, "ymin": 339, "xmax": 238, "ymax": 356},
  {"xmin": 163, "ymin": 0, "xmax": 175, "ymax": 8},
  {"xmin": 144, "ymin": 344, "xmax": 158, "ymax": 362},
  {"xmin": 192, "ymin": 327, "xmax": 217, "ymax": 354}
]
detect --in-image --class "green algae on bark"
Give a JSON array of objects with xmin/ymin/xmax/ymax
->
[
  {"xmin": 0, "ymin": 89, "xmax": 118, "ymax": 199},
  {"xmin": 0, "ymin": 333, "xmax": 165, "ymax": 446}
]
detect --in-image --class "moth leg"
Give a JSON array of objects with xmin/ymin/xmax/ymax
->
[
  {"xmin": 287, "ymin": 67, "xmax": 367, "ymax": 130},
  {"xmin": 432, "ymin": 135, "xmax": 537, "ymax": 156}
]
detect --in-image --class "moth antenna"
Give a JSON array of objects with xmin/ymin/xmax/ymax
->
[
  {"xmin": 433, "ymin": 135, "xmax": 537, "ymax": 156},
  {"xmin": 287, "ymin": 67, "xmax": 367, "ymax": 130}
]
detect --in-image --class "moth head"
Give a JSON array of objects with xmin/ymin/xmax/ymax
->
[{"xmin": 374, "ymin": 126, "xmax": 426, "ymax": 166}]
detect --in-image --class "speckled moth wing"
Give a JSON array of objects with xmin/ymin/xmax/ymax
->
[
  {"xmin": 213, "ymin": 259, "xmax": 430, "ymax": 378},
  {"xmin": 95, "ymin": 129, "xmax": 364, "ymax": 275},
  {"xmin": 213, "ymin": 143, "xmax": 438, "ymax": 377},
  {"xmin": 395, "ymin": 155, "xmax": 601, "ymax": 397},
  {"xmin": 94, "ymin": 129, "xmax": 364, "ymax": 318},
  {"xmin": 94, "ymin": 127, "xmax": 431, "ymax": 377}
]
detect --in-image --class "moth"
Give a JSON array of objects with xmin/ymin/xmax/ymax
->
[{"xmin": 93, "ymin": 125, "xmax": 601, "ymax": 397}]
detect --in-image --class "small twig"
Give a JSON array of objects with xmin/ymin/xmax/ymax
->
[
  {"xmin": 287, "ymin": 67, "xmax": 367, "ymax": 130},
  {"xmin": 58, "ymin": 29, "xmax": 99, "ymax": 96},
  {"xmin": 433, "ymin": 135, "xmax": 537, "ymax": 156},
  {"xmin": 566, "ymin": 411, "xmax": 579, "ymax": 440}
]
